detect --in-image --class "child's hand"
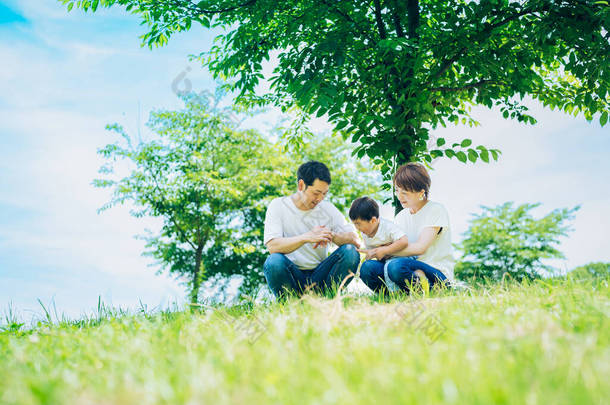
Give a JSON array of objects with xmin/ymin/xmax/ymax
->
[{"xmin": 357, "ymin": 247, "xmax": 386, "ymax": 261}]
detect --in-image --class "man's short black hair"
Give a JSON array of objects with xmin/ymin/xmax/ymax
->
[
  {"xmin": 349, "ymin": 197, "xmax": 379, "ymax": 221},
  {"xmin": 297, "ymin": 161, "xmax": 331, "ymax": 187}
]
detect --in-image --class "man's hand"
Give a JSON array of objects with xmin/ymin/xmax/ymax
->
[
  {"xmin": 332, "ymin": 231, "xmax": 362, "ymax": 248},
  {"xmin": 357, "ymin": 246, "xmax": 387, "ymax": 261},
  {"xmin": 307, "ymin": 225, "xmax": 333, "ymax": 249}
]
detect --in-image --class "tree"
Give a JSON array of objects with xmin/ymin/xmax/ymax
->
[
  {"xmin": 95, "ymin": 92, "xmax": 292, "ymax": 303},
  {"xmin": 454, "ymin": 202, "xmax": 578, "ymax": 282},
  {"xmin": 569, "ymin": 262, "xmax": 610, "ymax": 279},
  {"xmin": 63, "ymin": 0, "xmax": 610, "ymax": 199}
]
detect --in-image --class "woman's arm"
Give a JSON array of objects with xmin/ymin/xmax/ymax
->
[
  {"xmin": 392, "ymin": 226, "xmax": 441, "ymax": 257},
  {"xmin": 358, "ymin": 236, "xmax": 409, "ymax": 260}
]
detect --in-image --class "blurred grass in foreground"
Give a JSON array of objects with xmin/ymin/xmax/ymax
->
[{"xmin": 1, "ymin": 275, "xmax": 608, "ymax": 405}]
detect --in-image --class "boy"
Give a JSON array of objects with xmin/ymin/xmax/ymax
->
[
  {"xmin": 349, "ymin": 197, "xmax": 410, "ymax": 291},
  {"xmin": 349, "ymin": 196, "xmax": 409, "ymax": 259}
]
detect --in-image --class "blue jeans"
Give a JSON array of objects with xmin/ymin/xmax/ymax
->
[
  {"xmin": 263, "ymin": 244, "xmax": 360, "ymax": 298},
  {"xmin": 360, "ymin": 257, "xmax": 449, "ymax": 293}
]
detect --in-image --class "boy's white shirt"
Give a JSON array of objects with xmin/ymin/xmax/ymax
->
[
  {"xmin": 393, "ymin": 200, "xmax": 455, "ymax": 280},
  {"xmin": 263, "ymin": 196, "xmax": 355, "ymax": 270},
  {"xmin": 360, "ymin": 218, "xmax": 406, "ymax": 292},
  {"xmin": 362, "ymin": 218, "xmax": 406, "ymax": 251}
]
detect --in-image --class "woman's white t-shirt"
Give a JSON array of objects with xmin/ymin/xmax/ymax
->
[{"xmin": 394, "ymin": 201, "xmax": 455, "ymax": 280}]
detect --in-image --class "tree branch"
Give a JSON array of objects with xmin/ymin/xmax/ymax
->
[
  {"xmin": 169, "ymin": 0, "xmax": 257, "ymax": 16},
  {"xmin": 144, "ymin": 164, "xmax": 198, "ymax": 251},
  {"xmin": 429, "ymin": 79, "xmax": 497, "ymax": 92},
  {"xmin": 321, "ymin": 0, "xmax": 376, "ymax": 43},
  {"xmin": 373, "ymin": 0, "xmax": 388, "ymax": 39},
  {"xmin": 406, "ymin": 0, "xmax": 419, "ymax": 39},
  {"xmin": 428, "ymin": 7, "xmax": 544, "ymax": 82},
  {"xmin": 390, "ymin": 0, "xmax": 405, "ymax": 37}
]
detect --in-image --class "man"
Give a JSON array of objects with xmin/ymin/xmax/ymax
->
[{"xmin": 263, "ymin": 161, "xmax": 361, "ymax": 298}]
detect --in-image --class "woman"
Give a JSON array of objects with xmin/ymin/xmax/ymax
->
[{"xmin": 359, "ymin": 163, "xmax": 454, "ymax": 293}]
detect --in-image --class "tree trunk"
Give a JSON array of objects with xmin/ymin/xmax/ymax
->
[
  {"xmin": 391, "ymin": 0, "xmax": 420, "ymax": 216},
  {"xmin": 393, "ymin": 124, "xmax": 418, "ymax": 215},
  {"xmin": 189, "ymin": 243, "xmax": 205, "ymax": 305}
]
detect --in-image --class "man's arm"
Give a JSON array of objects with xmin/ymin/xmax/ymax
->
[
  {"xmin": 266, "ymin": 226, "xmax": 333, "ymax": 254},
  {"xmin": 358, "ymin": 236, "xmax": 409, "ymax": 260},
  {"xmin": 331, "ymin": 231, "xmax": 361, "ymax": 248}
]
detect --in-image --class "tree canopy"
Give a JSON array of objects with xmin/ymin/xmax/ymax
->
[
  {"xmin": 94, "ymin": 92, "xmax": 292, "ymax": 303},
  {"xmin": 63, "ymin": 0, "xmax": 609, "ymax": 188},
  {"xmin": 569, "ymin": 261, "xmax": 610, "ymax": 279},
  {"xmin": 454, "ymin": 202, "xmax": 578, "ymax": 282}
]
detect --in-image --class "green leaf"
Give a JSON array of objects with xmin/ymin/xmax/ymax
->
[
  {"xmin": 456, "ymin": 151, "xmax": 467, "ymax": 163},
  {"xmin": 430, "ymin": 149, "xmax": 444, "ymax": 158},
  {"xmin": 335, "ymin": 120, "xmax": 349, "ymax": 131},
  {"xmin": 480, "ymin": 149, "xmax": 490, "ymax": 163},
  {"xmin": 461, "ymin": 139, "xmax": 472, "ymax": 147},
  {"xmin": 436, "ymin": 138, "xmax": 446, "ymax": 147},
  {"xmin": 600, "ymin": 111, "xmax": 608, "ymax": 126},
  {"xmin": 467, "ymin": 148, "xmax": 478, "ymax": 163}
]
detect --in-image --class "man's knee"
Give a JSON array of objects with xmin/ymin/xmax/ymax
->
[
  {"xmin": 337, "ymin": 244, "xmax": 360, "ymax": 265},
  {"xmin": 263, "ymin": 253, "xmax": 289, "ymax": 277}
]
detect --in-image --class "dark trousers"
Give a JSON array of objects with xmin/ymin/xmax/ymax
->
[
  {"xmin": 263, "ymin": 244, "xmax": 360, "ymax": 298},
  {"xmin": 360, "ymin": 257, "xmax": 449, "ymax": 293}
]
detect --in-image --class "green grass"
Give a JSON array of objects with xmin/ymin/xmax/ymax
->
[{"xmin": 1, "ymin": 276, "xmax": 608, "ymax": 405}]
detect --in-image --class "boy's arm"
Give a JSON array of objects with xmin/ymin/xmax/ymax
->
[{"xmin": 358, "ymin": 236, "xmax": 409, "ymax": 260}]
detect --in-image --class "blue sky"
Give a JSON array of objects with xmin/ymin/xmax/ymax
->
[{"xmin": 1, "ymin": 1, "xmax": 609, "ymax": 323}]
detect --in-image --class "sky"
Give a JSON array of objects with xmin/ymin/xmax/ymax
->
[{"xmin": 1, "ymin": 1, "xmax": 608, "ymax": 324}]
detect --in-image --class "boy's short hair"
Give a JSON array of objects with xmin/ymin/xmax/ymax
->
[
  {"xmin": 349, "ymin": 197, "xmax": 379, "ymax": 221},
  {"xmin": 297, "ymin": 161, "xmax": 331, "ymax": 187}
]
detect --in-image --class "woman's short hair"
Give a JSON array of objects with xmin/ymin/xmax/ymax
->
[{"xmin": 393, "ymin": 162, "xmax": 431, "ymax": 199}]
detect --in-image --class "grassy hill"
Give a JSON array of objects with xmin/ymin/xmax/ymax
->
[{"xmin": 1, "ymin": 276, "xmax": 608, "ymax": 405}]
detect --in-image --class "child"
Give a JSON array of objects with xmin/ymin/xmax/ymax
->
[{"xmin": 349, "ymin": 196, "xmax": 410, "ymax": 291}]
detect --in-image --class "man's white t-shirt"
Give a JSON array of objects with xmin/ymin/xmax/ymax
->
[
  {"xmin": 263, "ymin": 196, "xmax": 355, "ymax": 270},
  {"xmin": 394, "ymin": 201, "xmax": 455, "ymax": 280},
  {"xmin": 362, "ymin": 218, "xmax": 406, "ymax": 250}
]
